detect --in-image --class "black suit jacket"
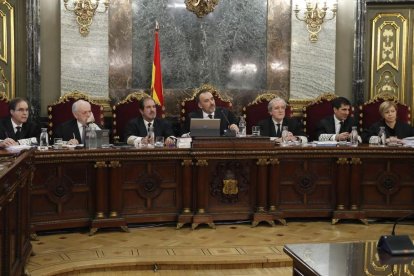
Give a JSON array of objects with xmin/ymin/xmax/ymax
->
[
  {"xmin": 124, "ymin": 117, "xmax": 174, "ymax": 142},
  {"xmin": 54, "ymin": 119, "xmax": 82, "ymax": 142},
  {"xmin": 184, "ymin": 107, "xmax": 237, "ymax": 135},
  {"xmin": 0, "ymin": 117, "xmax": 39, "ymax": 141},
  {"xmin": 257, "ymin": 117, "xmax": 306, "ymax": 137},
  {"xmin": 361, "ymin": 119, "xmax": 414, "ymax": 143},
  {"xmin": 315, "ymin": 115, "xmax": 357, "ymax": 139}
]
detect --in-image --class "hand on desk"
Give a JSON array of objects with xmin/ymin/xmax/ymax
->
[
  {"xmin": 336, "ymin": 132, "xmax": 350, "ymax": 141},
  {"xmin": 229, "ymin": 124, "xmax": 239, "ymax": 133},
  {"xmin": 0, "ymin": 138, "xmax": 18, "ymax": 147},
  {"xmin": 165, "ymin": 137, "xmax": 175, "ymax": 146},
  {"xmin": 285, "ymin": 132, "xmax": 298, "ymax": 141},
  {"xmin": 387, "ymin": 136, "xmax": 403, "ymax": 145},
  {"xmin": 67, "ymin": 138, "xmax": 79, "ymax": 145}
]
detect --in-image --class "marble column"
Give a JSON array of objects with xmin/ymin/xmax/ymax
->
[{"xmin": 26, "ymin": 0, "xmax": 41, "ymax": 123}]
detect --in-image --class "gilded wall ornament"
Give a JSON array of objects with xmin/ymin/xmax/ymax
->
[
  {"xmin": 63, "ymin": 0, "xmax": 109, "ymax": 37},
  {"xmin": 185, "ymin": 0, "xmax": 219, "ymax": 18},
  {"xmin": 293, "ymin": 1, "xmax": 337, "ymax": 42}
]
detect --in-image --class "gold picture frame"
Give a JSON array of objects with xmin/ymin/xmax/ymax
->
[{"xmin": 0, "ymin": 10, "xmax": 7, "ymax": 63}]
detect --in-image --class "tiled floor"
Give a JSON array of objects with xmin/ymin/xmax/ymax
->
[{"xmin": 26, "ymin": 219, "xmax": 414, "ymax": 275}]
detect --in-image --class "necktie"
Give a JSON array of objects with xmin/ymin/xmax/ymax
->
[
  {"xmin": 276, "ymin": 123, "xmax": 281, "ymax": 137},
  {"xmin": 15, "ymin": 126, "xmax": 22, "ymax": 140},
  {"xmin": 147, "ymin": 122, "xmax": 152, "ymax": 134},
  {"xmin": 207, "ymin": 114, "xmax": 213, "ymax": 119},
  {"xmin": 81, "ymin": 125, "xmax": 86, "ymax": 144},
  {"xmin": 339, "ymin": 121, "xmax": 344, "ymax": 133}
]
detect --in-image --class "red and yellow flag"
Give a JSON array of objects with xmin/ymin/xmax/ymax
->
[{"xmin": 151, "ymin": 22, "xmax": 164, "ymax": 106}]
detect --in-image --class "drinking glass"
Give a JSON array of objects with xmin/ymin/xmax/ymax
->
[
  {"xmin": 252, "ymin": 126, "xmax": 261, "ymax": 136},
  {"xmin": 54, "ymin": 138, "xmax": 63, "ymax": 149},
  {"xmin": 154, "ymin": 136, "xmax": 165, "ymax": 148}
]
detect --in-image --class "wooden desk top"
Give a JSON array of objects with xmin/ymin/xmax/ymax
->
[{"xmin": 284, "ymin": 241, "xmax": 414, "ymax": 276}]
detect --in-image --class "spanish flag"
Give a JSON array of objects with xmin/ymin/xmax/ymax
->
[{"xmin": 151, "ymin": 22, "xmax": 164, "ymax": 106}]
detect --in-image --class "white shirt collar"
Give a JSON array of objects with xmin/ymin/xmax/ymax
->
[
  {"xmin": 78, "ymin": 121, "xmax": 87, "ymax": 129},
  {"xmin": 11, "ymin": 118, "xmax": 22, "ymax": 131},
  {"xmin": 272, "ymin": 118, "xmax": 284, "ymax": 125},
  {"xmin": 202, "ymin": 110, "xmax": 215, "ymax": 119},
  {"xmin": 143, "ymin": 119, "xmax": 154, "ymax": 127}
]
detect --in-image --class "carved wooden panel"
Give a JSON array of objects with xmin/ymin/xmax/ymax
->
[
  {"xmin": 120, "ymin": 160, "xmax": 182, "ymax": 221},
  {"xmin": 359, "ymin": 158, "xmax": 414, "ymax": 215},
  {"xmin": 278, "ymin": 158, "xmax": 335, "ymax": 215},
  {"xmin": 0, "ymin": 151, "xmax": 32, "ymax": 276},
  {"xmin": 31, "ymin": 163, "xmax": 95, "ymax": 230},
  {"xmin": 8, "ymin": 193, "xmax": 19, "ymax": 275},
  {"xmin": 206, "ymin": 160, "xmax": 254, "ymax": 219}
]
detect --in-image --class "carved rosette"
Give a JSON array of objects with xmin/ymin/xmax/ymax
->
[
  {"xmin": 294, "ymin": 170, "xmax": 317, "ymax": 195},
  {"xmin": 136, "ymin": 172, "xmax": 162, "ymax": 199},
  {"xmin": 46, "ymin": 175, "xmax": 74, "ymax": 204},
  {"xmin": 376, "ymin": 172, "xmax": 400, "ymax": 195},
  {"xmin": 211, "ymin": 161, "xmax": 248, "ymax": 203}
]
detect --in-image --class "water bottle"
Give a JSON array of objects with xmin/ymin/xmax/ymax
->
[
  {"xmin": 238, "ymin": 116, "xmax": 246, "ymax": 137},
  {"xmin": 88, "ymin": 126, "xmax": 97, "ymax": 149},
  {"xmin": 38, "ymin": 128, "xmax": 49, "ymax": 151},
  {"xmin": 350, "ymin": 126, "xmax": 359, "ymax": 146},
  {"xmin": 147, "ymin": 125, "xmax": 155, "ymax": 148},
  {"xmin": 281, "ymin": 126, "xmax": 289, "ymax": 144},
  {"xmin": 378, "ymin": 126, "xmax": 386, "ymax": 146}
]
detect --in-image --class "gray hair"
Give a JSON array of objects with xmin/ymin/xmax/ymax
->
[
  {"xmin": 267, "ymin": 97, "xmax": 287, "ymax": 112},
  {"xmin": 72, "ymin": 99, "xmax": 89, "ymax": 113}
]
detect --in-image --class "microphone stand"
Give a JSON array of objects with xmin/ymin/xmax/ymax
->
[
  {"xmin": 377, "ymin": 212, "xmax": 414, "ymax": 256},
  {"xmin": 220, "ymin": 109, "xmax": 236, "ymax": 137}
]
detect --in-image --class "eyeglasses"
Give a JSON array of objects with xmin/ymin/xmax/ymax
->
[{"xmin": 15, "ymin": 108, "xmax": 29, "ymax": 113}]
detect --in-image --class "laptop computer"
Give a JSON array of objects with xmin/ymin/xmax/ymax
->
[{"xmin": 190, "ymin": 118, "xmax": 221, "ymax": 137}]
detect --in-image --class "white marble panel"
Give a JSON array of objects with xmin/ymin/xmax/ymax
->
[
  {"xmin": 290, "ymin": 0, "xmax": 336, "ymax": 99},
  {"xmin": 61, "ymin": 0, "xmax": 109, "ymax": 99}
]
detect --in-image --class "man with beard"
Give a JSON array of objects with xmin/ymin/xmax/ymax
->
[
  {"xmin": 183, "ymin": 87, "xmax": 239, "ymax": 136},
  {"xmin": 124, "ymin": 96, "xmax": 175, "ymax": 147}
]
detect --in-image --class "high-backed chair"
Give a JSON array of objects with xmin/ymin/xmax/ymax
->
[
  {"xmin": 48, "ymin": 91, "xmax": 104, "ymax": 137},
  {"xmin": 242, "ymin": 93, "xmax": 292, "ymax": 134},
  {"xmin": 181, "ymin": 84, "xmax": 232, "ymax": 124},
  {"xmin": 112, "ymin": 91, "xmax": 165, "ymax": 142},
  {"xmin": 359, "ymin": 92, "xmax": 411, "ymax": 131},
  {"xmin": 303, "ymin": 93, "xmax": 338, "ymax": 141},
  {"xmin": 0, "ymin": 92, "xmax": 9, "ymax": 119}
]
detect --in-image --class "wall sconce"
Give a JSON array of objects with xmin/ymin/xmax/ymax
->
[
  {"xmin": 293, "ymin": 1, "xmax": 337, "ymax": 42},
  {"xmin": 185, "ymin": 0, "xmax": 219, "ymax": 18},
  {"xmin": 63, "ymin": 0, "xmax": 109, "ymax": 37}
]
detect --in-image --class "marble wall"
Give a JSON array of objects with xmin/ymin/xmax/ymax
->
[
  {"xmin": 131, "ymin": 0, "xmax": 267, "ymax": 91},
  {"xmin": 60, "ymin": 0, "xmax": 339, "ymax": 117},
  {"xmin": 108, "ymin": 0, "xmax": 294, "ymax": 116},
  {"xmin": 290, "ymin": 0, "xmax": 337, "ymax": 99},
  {"xmin": 60, "ymin": 0, "xmax": 109, "ymax": 99}
]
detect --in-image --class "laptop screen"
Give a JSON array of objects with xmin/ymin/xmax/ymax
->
[{"xmin": 190, "ymin": 118, "xmax": 221, "ymax": 137}]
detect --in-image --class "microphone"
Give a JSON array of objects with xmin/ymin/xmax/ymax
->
[
  {"xmin": 377, "ymin": 213, "xmax": 414, "ymax": 256},
  {"xmin": 220, "ymin": 109, "xmax": 236, "ymax": 137}
]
